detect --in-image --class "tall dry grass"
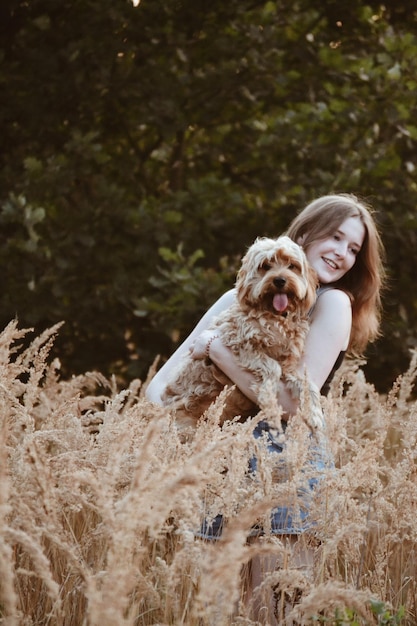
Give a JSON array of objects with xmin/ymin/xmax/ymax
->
[{"xmin": 0, "ymin": 321, "xmax": 416, "ymax": 625}]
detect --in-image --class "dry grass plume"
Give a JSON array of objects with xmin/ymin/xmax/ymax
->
[{"xmin": 0, "ymin": 321, "xmax": 416, "ymax": 625}]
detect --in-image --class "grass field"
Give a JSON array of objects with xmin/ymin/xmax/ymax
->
[{"xmin": 0, "ymin": 321, "xmax": 416, "ymax": 625}]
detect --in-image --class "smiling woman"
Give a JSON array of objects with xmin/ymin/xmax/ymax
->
[
  {"xmin": 147, "ymin": 193, "xmax": 385, "ymax": 407},
  {"xmin": 146, "ymin": 192, "xmax": 386, "ymax": 625},
  {"xmin": 285, "ymin": 193, "xmax": 385, "ymax": 356}
]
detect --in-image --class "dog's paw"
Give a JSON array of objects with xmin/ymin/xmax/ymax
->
[
  {"xmin": 309, "ymin": 402, "xmax": 325, "ymax": 430},
  {"xmin": 256, "ymin": 378, "xmax": 283, "ymax": 420},
  {"xmin": 284, "ymin": 374, "xmax": 325, "ymax": 430}
]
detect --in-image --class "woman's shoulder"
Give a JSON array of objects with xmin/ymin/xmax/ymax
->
[
  {"xmin": 196, "ymin": 288, "xmax": 237, "ymax": 325},
  {"xmin": 220, "ymin": 288, "xmax": 237, "ymax": 305},
  {"xmin": 209, "ymin": 288, "xmax": 237, "ymax": 314},
  {"xmin": 311, "ymin": 286, "xmax": 352, "ymax": 324},
  {"xmin": 310, "ymin": 287, "xmax": 353, "ymax": 352},
  {"xmin": 316, "ymin": 286, "xmax": 352, "ymax": 306}
]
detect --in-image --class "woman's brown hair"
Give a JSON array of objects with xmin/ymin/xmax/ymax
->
[{"xmin": 286, "ymin": 193, "xmax": 386, "ymax": 354}]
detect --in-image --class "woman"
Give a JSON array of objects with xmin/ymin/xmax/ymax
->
[
  {"xmin": 146, "ymin": 193, "xmax": 385, "ymax": 621},
  {"xmin": 146, "ymin": 193, "xmax": 384, "ymax": 411}
]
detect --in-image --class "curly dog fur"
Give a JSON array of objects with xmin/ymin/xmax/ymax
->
[{"xmin": 162, "ymin": 236, "xmax": 322, "ymax": 432}]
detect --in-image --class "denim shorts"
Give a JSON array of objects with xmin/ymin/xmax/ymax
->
[{"xmin": 196, "ymin": 419, "xmax": 333, "ymax": 540}]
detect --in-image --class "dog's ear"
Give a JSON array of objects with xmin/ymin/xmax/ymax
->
[
  {"xmin": 303, "ymin": 264, "xmax": 319, "ymax": 313},
  {"xmin": 235, "ymin": 261, "xmax": 251, "ymax": 307},
  {"xmin": 235, "ymin": 241, "xmax": 261, "ymax": 307}
]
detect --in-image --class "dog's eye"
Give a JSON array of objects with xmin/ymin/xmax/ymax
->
[
  {"xmin": 288, "ymin": 263, "xmax": 301, "ymax": 272},
  {"xmin": 261, "ymin": 262, "xmax": 272, "ymax": 271}
]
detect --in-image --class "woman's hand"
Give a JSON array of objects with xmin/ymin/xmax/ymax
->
[{"xmin": 188, "ymin": 330, "xmax": 218, "ymax": 360}]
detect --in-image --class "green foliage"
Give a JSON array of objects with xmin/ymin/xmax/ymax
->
[
  {"xmin": 131, "ymin": 242, "xmax": 235, "ymax": 343},
  {"xmin": 369, "ymin": 599, "xmax": 405, "ymax": 625},
  {"xmin": 1, "ymin": 0, "xmax": 417, "ymax": 386},
  {"xmin": 313, "ymin": 599, "xmax": 405, "ymax": 624}
]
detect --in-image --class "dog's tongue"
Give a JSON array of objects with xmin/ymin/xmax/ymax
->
[{"xmin": 273, "ymin": 293, "xmax": 288, "ymax": 312}]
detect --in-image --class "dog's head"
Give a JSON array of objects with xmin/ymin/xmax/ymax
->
[{"xmin": 235, "ymin": 236, "xmax": 318, "ymax": 316}]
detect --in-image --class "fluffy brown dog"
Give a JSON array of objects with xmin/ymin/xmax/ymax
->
[{"xmin": 162, "ymin": 236, "xmax": 323, "ymax": 433}]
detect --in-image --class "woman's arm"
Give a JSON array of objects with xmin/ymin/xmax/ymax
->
[
  {"xmin": 299, "ymin": 288, "xmax": 352, "ymax": 390},
  {"xmin": 145, "ymin": 289, "xmax": 237, "ymax": 404}
]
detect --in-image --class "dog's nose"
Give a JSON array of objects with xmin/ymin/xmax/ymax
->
[{"xmin": 273, "ymin": 277, "xmax": 286, "ymax": 289}]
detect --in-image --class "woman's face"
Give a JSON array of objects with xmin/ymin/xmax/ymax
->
[{"xmin": 301, "ymin": 216, "xmax": 366, "ymax": 284}]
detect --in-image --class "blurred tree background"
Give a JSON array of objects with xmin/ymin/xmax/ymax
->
[{"xmin": 1, "ymin": 0, "xmax": 417, "ymax": 390}]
